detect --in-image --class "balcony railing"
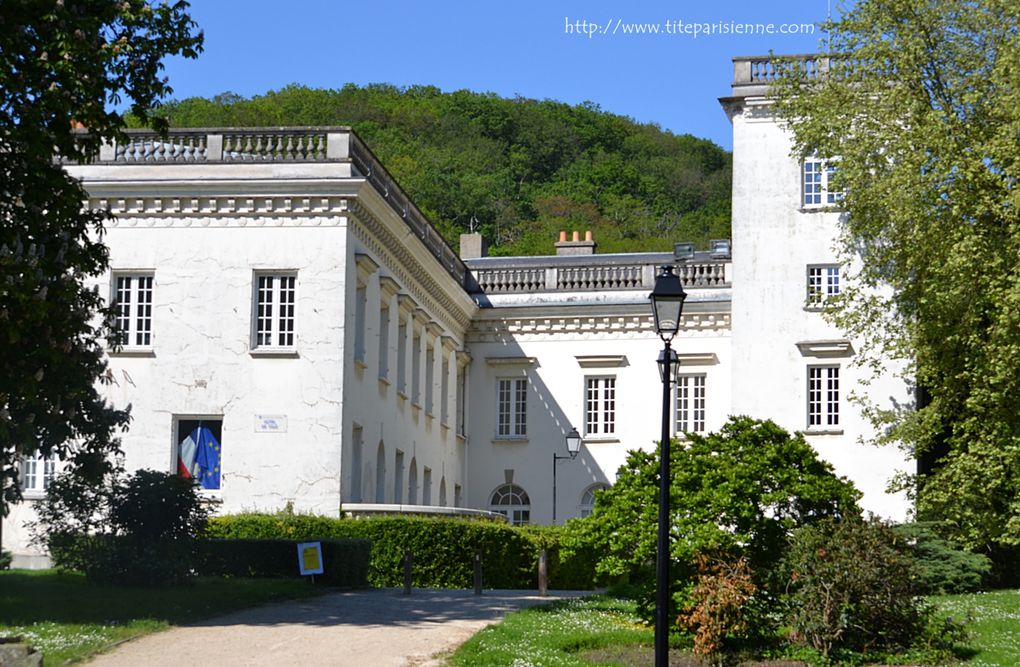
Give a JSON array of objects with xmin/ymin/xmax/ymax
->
[
  {"xmin": 468, "ymin": 254, "xmax": 730, "ymax": 295},
  {"xmin": 731, "ymin": 54, "xmax": 830, "ymax": 96}
]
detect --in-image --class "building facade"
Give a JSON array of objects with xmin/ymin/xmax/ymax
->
[{"xmin": 4, "ymin": 56, "xmax": 912, "ymax": 567}]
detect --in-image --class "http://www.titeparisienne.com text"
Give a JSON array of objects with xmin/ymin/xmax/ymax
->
[{"xmin": 564, "ymin": 17, "xmax": 815, "ymax": 39}]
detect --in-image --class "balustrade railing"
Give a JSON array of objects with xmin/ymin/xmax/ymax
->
[{"xmin": 470, "ymin": 258, "xmax": 729, "ymax": 294}]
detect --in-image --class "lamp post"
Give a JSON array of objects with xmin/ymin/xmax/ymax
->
[
  {"xmin": 552, "ymin": 427, "xmax": 583, "ymax": 524},
  {"xmin": 649, "ymin": 265, "xmax": 687, "ymax": 667}
]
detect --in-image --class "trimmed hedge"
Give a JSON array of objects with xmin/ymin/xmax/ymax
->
[
  {"xmin": 198, "ymin": 538, "xmax": 371, "ymax": 587},
  {"xmin": 205, "ymin": 513, "xmax": 595, "ymax": 590}
]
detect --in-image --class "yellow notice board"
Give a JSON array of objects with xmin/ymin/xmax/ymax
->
[{"xmin": 297, "ymin": 541, "xmax": 324, "ymax": 576}]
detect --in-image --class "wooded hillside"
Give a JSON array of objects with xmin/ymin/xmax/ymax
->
[{"xmin": 154, "ymin": 84, "xmax": 731, "ymax": 256}]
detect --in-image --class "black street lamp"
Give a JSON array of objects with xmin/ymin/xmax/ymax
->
[
  {"xmin": 649, "ymin": 265, "xmax": 687, "ymax": 667},
  {"xmin": 552, "ymin": 427, "xmax": 583, "ymax": 524}
]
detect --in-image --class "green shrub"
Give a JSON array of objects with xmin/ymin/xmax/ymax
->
[
  {"xmin": 0, "ymin": 549, "xmax": 11, "ymax": 570},
  {"xmin": 33, "ymin": 468, "xmax": 208, "ymax": 586},
  {"xmin": 198, "ymin": 538, "xmax": 370, "ymax": 586},
  {"xmin": 894, "ymin": 522, "xmax": 991, "ymax": 594},
  {"xmin": 566, "ymin": 417, "xmax": 861, "ymax": 623},
  {"xmin": 783, "ymin": 516, "xmax": 959, "ymax": 658},
  {"xmin": 206, "ymin": 513, "xmax": 596, "ymax": 590}
]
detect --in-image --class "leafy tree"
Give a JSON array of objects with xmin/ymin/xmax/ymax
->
[
  {"xmin": 771, "ymin": 0, "xmax": 1020, "ymax": 554},
  {"xmin": 0, "ymin": 1, "xmax": 203, "ymax": 533},
  {"xmin": 567, "ymin": 417, "xmax": 860, "ymax": 619}
]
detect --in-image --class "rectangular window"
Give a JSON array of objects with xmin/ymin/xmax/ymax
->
[
  {"xmin": 412, "ymin": 332, "xmax": 422, "ymax": 405},
  {"xmin": 378, "ymin": 303, "xmax": 390, "ymax": 380},
  {"xmin": 676, "ymin": 374, "xmax": 706, "ymax": 434},
  {"xmin": 354, "ymin": 283, "xmax": 367, "ymax": 363},
  {"xmin": 497, "ymin": 378, "xmax": 527, "ymax": 437},
  {"xmin": 802, "ymin": 159, "xmax": 842, "ymax": 207},
  {"xmin": 456, "ymin": 367, "xmax": 467, "ymax": 436},
  {"xmin": 21, "ymin": 451, "xmax": 57, "ymax": 493},
  {"xmin": 585, "ymin": 376, "xmax": 616, "ymax": 436},
  {"xmin": 425, "ymin": 343, "xmax": 435, "ymax": 414},
  {"xmin": 254, "ymin": 273, "xmax": 296, "ymax": 349},
  {"xmin": 176, "ymin": 418, "xmax": 223, "ymax": 490},
  {"xmin": 808, "ymin": 366, "xmax": 840, "ymax": 427},
  {"xmin": 807, "ymin": 265, "xmax": 841, "ymax": 307},
  {"xmin": 441, "ymin": 357, "xmax": 450, "ymax": 425},
  {"xmin": 112, "ymin": 273, "xmax": 153, "ymax": 348},
  {"xmin": 397, "ymin": 318, "xmax": 408, "ymax": 393}
]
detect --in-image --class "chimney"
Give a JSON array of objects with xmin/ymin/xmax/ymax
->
[
  {"xmin": 555, "ymin": 230, "xmax": 596, "ymax": 256},
  {"xmin": 460, "ymin": 232, "xmax": 488, "ymax": 259}
]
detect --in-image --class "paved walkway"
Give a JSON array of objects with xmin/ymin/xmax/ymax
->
[{"xmin": 85, "ymin": 588, "xmax": 586, "ymax": 667}]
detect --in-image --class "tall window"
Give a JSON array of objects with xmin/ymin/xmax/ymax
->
[
  {"xmin": 112, "ymin": 273, "xmax": 153, "ymax": 348},
  {"xmin": 397, "ymin": 317, "xmax": 408, "ymax": 393},
  {"xmin": 676, "ymin": 374, "xmax": 706, "ymax": 434},
  {"xmin": 378, "ymin": 303, "xmax": 390, "ymax": 380},
  {"xmin": 585, "ymin": 376, "xmax": 616, "ymax": 436},
  {"xmin": 176, "ymin": 419, "xmax": 223, "ymax": 490},
  {"xmin": 425, "ymin": 343, "xmax": 435, "ymax": 414},
  {"xmin": 440, "ymin": 357, "xmax": 450, "ymax": 425},
  {"xmin": 411, "ymin": 332, "xmax": 422, "ymax": 404},
  {"xmin": 807, "ymin": 265, "xmax": 840, "ymax": 307},
  {"xmin": 803, "ymin": 159, "xmax": 841, "ymax": 207},
  {"xmin": 808, "ymin": 366, "xmax": 840, "ymax": 427},
  {"xmin": 354, "ymin": 282, "xmax": 367, "ymax": 363},
  {"xmin": 21, "ymin": 451, "xmax": 57, "ymax": 493},
  {"xmin": 489, "ymin": 484, "xmax": 530, "ymax": 525},
  {"xmin": 456, "ymin": 367, "xmax": 467, "ymax": 436},
  {"xmin": 497, "ymin": 378, "xmax": 527, "ymax": 437},
  {"xmin": 253, "ymin": 273, "xmax": 296, "ymax": 349}
]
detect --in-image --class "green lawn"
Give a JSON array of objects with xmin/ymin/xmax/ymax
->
[
  {"xmin": 934, "ymin": 589, "xmax": 1020, "ymax": 667},
  {"xmin": 0, "ymin": 569, "xmax": 321, "ymax": 665},
  {"xmin": 448, "ymin": 596, "xmax": 655, "ymax": 667}
]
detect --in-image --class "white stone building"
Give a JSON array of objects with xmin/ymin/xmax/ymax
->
[{"xmin": 4, "ymin": 56, "xmax": 912, "ymax": 567}]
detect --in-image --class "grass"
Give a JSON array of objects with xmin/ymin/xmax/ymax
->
[
  {"xmin": 934, "ymin": 589, "xmax": 1020, "ymax": 667},
  {"xmin": 449, "ymin": 591, "xmax": 1020, "ymax": 666},
  {"xmin": 0, "ymin": 569, "xmax": 322, "ymax": 665},
  {"xmin": 448, "ymin": 595, "xmax": 655, "ymax": 667}
]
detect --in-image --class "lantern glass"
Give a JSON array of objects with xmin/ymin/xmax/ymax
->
[
  {"xmin": 565, "ymin": 427, "xmax": 582, "ymax": 458},
  {"xmin": 649, "ymin": 266, "xmax": 687, "ymax": 340}
]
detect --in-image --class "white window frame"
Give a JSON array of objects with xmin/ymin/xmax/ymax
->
[
  {"xmin": 111, "ymin": 272, "xmax": 154, "ymax": 350},
  {"xmin": 675, "ymin": 374, "xmax": 707, "ymax": 435},
  {"xmin": 584, "ymin": 376, "xmax": 616, "ymax": 437},
  {"xmin": 496, "ymin": 377, "xmax": 528, "ymax": 438},
  {"xmin": 802, "ymin": 159, "xmax": 842, "ymax": 208},
  {"xmin": 21, "ymin": 451, "xmax": 57, "ymax": 495},
  {"xmin": 806, "ymin": 264, "xmax": 841, "ymax": 308},
  {"xmin": 807, "ymin": 365, "xmax": 840, "ymax": 428},
  {"xmin": 252, "ymin": 272, "xmax": 297, "ymax": 351},
  {"xmin": 489, "ymin": 483, "xmax": 531, "ymax": 526}
]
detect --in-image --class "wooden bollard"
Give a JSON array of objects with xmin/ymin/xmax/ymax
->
[
  {"xmin": 403, "ymin": 550, "xmax": 412, "ymax": 595},
  {"xmin": 473, "ymin": 548, "xmax": 483, "ymax": 595},
  {"xmin": 538, "ymin": 548, "xmax": 548, "ymax": 596}
]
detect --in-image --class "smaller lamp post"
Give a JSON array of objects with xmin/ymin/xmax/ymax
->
[
  {"xmin": 649, "ymin": 265, "xmax": 687, "ymax": 667},
  {"xmin": 552, "ymin": 427, "xmax": 583, "ymax": 524}
]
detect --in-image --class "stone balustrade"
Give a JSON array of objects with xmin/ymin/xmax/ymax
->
[
  {"xmin": 469, "ymin": 254, "xmax": 730, "ymax": 294},
  {"xmin": 731, "ymin": 54, "xmax": 830, "ymax": 97}
]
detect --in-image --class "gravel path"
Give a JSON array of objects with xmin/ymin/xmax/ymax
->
[{"xmin": 85, "ymin": 588, "xmax": 586, "ymax": 667}]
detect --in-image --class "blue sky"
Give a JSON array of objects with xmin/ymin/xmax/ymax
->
[{"xmin": 163, "ymin": 1, "xmax": 843, "ymax": 150}]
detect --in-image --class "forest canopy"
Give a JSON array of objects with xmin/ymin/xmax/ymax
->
[{"xmin": 151, "ymin": 84, "xmax": 732, "ymax": 256}]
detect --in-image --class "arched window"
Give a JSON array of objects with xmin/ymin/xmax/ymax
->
[
  {"xmin": 489, "ymin": 484, "xmax": 531, "ymax": 526},
  {"xmin": 579, "ymin": 483, "xmax": 609, "ymax": 518}
]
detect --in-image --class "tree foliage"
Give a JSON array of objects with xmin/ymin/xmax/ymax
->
[
  {"xmin": 567, "ymin": 417, "xmax": 860, "ymax": 624},
  {"xmin": 0, "ymin": 1, "xmax": 202, "ymax": 512},
  {"xmin": 153, "ymin": 85, "xmax": 732, "ymax": 254},
  {"xmin": 771, "ymin": 0, "xmax": 1020, "ymax": 552}
]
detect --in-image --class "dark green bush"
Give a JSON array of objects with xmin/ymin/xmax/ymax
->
[
  {"xmin": 206, "ymin": 513, "xmax": 595, "ymax": 590},
  {"xmin": 783, "ymin": 516, "xmax": 960, "ymax": 658},
  {"xmin": 0, "ymin": 549, "xmax": 11, "ymax": 570},
  {"xmin": 198, "ymin": 538, "xmax": 370, "ymax": 586},
  {"xmin": 894, "ymin": 522, "xmax": 991, "ymax": 594},
  {"xmin": 33, "ymin": 469, "xmax": 208, "ymax": 586}
]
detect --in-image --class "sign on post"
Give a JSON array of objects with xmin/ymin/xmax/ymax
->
[{"xmin": 297, "ymin": 541, "xmax": 324, "ymax": 577}]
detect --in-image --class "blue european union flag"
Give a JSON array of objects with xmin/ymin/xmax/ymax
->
[{"xmin": 194, "ymin": 425, "xmax": 222, "ymax": 490}]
